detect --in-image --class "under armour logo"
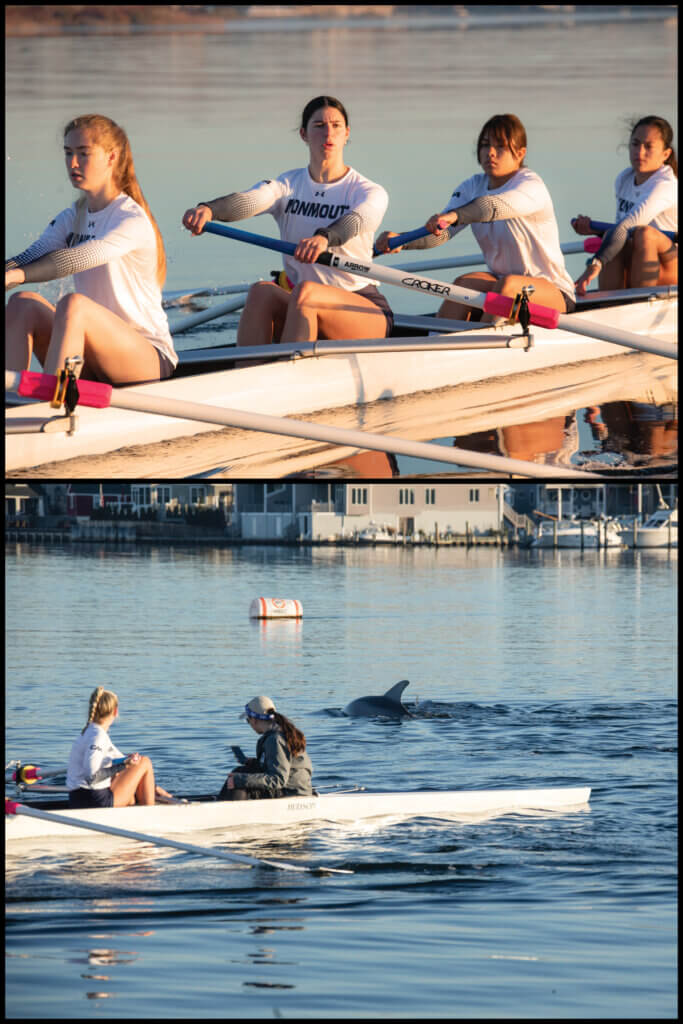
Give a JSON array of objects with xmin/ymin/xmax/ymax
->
[
  {"xmin": 88, "ymin": 221, "xmax": 96, "ymax": 228},
  {"xmin": 315, "ymin": 191, "xmax": 326, "ymax": 197}
]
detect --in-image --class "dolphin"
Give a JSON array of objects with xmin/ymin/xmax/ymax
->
[{"xmin": 343, "ymin": 679, "xmax": 414, "ymax": 718}]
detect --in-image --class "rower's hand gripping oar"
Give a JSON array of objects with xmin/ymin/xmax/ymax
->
[
  {"xmin": 201, "ymin": 222, "xmax": 676, "ymax": 360},
  {"xmin": 372, "ymin": 226, "xmax": 434, "ymax": 257},
  {"xmin": 5, "ymin": 799, "xmax": 352, "ymax": 876}
]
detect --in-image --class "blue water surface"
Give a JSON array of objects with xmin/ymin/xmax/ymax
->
[{"xmin": 5, "ymin": 539, "xmax": 677, "ymax": 1019}]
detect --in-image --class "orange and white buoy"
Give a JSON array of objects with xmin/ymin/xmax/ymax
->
[{"xmin": 249, "ymin": 598, "xmax": 303, "ymax": 619}]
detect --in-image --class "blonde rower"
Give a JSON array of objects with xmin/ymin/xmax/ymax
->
[
  {"xmin": 572, "ymin": 116, "xmax": 677, "ymax": 295},
  {"xmin": 66, "ymin": 687, "xmax": 174, "ymax": 808},
  {"xmin": 377, "ymin": 113, "xmax": 575, "ymax": 322},
  {"xmin": 5, "ymin": 114, "xmax": 177, "ymax": 383},
  {"xmin": 182, "ymin": 95, "xmax": 394, "ymax": 347}
]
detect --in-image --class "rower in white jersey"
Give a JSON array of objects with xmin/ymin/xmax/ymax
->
[
  {"xmin": 572, "ymin": 115, "xmax": 678, "ymax": 295},
  {"xmin": 182, "ymin": 95, "xmax": 393, "ymax": 349},
  {"xmin": 5, "ymin": 114, "xmax": 177, "ymax": 384},
  {"xmin": 66, "ymin": 687, "xmax": 175, "ymax": 809},
  {"xmin": 377, "ymin": 113, "xmax": 576, "ymax": 323}
]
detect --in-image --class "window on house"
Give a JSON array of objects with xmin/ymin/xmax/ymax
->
[
  {"xmin": 469, "ymin": 488, "xmax": 479, "ymax": 503},
  {"xmin": 426, "ymin": 488, "xmax": 436, "ymax": 505}
]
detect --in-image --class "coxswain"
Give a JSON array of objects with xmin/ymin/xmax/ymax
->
[{"xmin": 219, "ymin": 696, "xmax": 313, "ymax": 800}]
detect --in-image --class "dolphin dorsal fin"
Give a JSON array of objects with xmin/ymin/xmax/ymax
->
[{"xmin": 383, "ymin": 679, "xmax": 410, "ymax": 706}]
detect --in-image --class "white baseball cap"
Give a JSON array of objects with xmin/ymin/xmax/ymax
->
[{"xmin": 240, "ymin": 696, "xmax": 277, "ymax": 721}]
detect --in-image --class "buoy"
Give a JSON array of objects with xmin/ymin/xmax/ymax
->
[{"xmin": 249, "ymin": 598, "xmax": 303, "ymax": 619}]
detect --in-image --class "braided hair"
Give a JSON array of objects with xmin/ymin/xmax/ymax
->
[{"xmin": 82, "ymin": 686, "xmax": 118, "ymax": 733}]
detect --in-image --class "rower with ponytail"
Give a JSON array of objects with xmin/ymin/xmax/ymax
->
[
  {"xmin": 67, "ymin": 685, "xmax": 175, "ymax": 809},
  {"xmin": 219, "ymin": 696, "xmax": 313, "ymax": 800},
  {"xmin": 6, "ymin": 113, "xmax": 177, "ymax": 384}
]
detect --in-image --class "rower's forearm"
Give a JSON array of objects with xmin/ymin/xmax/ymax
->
[
  {"xmin": 16, "ymin": 252, "xmax": 62, "ymax": 284},
  {"xmin": 200, "ymin": 191, "xmax": 270, "ymax": 222}
]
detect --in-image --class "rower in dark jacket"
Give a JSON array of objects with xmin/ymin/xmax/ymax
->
[{"xmin": 219, "ymin": 695, "xmax": 313, "ymax": 800}]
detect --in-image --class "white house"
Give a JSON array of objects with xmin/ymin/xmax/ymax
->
[{"xmin": 235, "ymin": 482, "xmax": 503, "ymax": 540}]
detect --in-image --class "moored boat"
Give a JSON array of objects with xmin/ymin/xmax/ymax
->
[
  {"xmin": 531, "ymin": 517, "xmax": 624, "ymax": 549},
  {"xmin": 619, "ymin": 506, "xmax": 678, "ymax": 548},
  {"xmin": 5, "ymin": 786, "xmax": 591, "ymax": 844},
  {"xmin": 4, "ymin": 288, "xmax": 676, "ymax": 475},
  {"xmin": 358, "ymin": 522, "xmax": 396, "ymax": 543}
]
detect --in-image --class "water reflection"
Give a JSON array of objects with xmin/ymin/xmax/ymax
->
[{"xmin": 291, "ymin": 354, "xmax": 677, "ymax": 478}]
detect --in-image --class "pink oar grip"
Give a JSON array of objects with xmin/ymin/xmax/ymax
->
[
  {"xmin": 16, "ymin": 371, "xmax": 113, "ymax": 408},
  {"xmin": 583, "ymin": 237, "xmax": 602, "ymax": 253},
  {"xmin": 483, "ymin": 293, "xmax": 560, "ymax": 330},
  {"xmin": 5, "ymin": 798, "xmax": 19, "ymax": 815}
]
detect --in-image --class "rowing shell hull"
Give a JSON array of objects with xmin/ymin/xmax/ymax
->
[
  {"xmin": 5, "ymin": 297, "xmax": 675, "ymax": 473},
  {"xmin": 5, "ymin": 786, "xmax": 591, "ymax": 843}
]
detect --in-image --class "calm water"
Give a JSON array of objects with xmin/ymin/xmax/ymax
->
[
  {"xmin": 5, "ymin": 539, "xmax": 677, "ymax": 1018},
  {"xmin": 4, "ymin": 13, "xmax": 677, "ymax": 474}
]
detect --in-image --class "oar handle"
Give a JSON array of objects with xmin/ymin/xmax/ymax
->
[
  {"xmin": 373, "ymin": 226, "xmax": 432, "ymax": 257},
  {"xmin": 588, "ymin": 219, "xmax": 677, "ymax": 243},
  {"xmin": 204, "ymin": 221, "xmax": 299, "ymax": 257}
]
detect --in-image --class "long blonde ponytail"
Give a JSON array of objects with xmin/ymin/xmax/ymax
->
[
  {"xmin": 82, "ymin": 686, "xmax": 118, "ymax": 733},
  {"xmin": 64, "ymin": 114, "xmax": 167, "ymax": 285}
]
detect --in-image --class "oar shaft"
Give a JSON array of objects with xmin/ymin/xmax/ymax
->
[
  {"xmin": 373, "ymin": 225, "xmax": 431, "ymax": 256},
  {"xmin": 203, "ymin": 222, "xmax": 676, "ymax": 360},
  {"xmin": 169, "ymin": 294, "xmax": 246, "ymax": 335},
  {"xmin": 107, "ymin": 388, "xmax": 602, "ymax": 480},
  {"xmin": 3, "ymin": 369, "xmax": 603, "ymax": 478},
  {"xmin": 5, "ymin": 800, "xmax": 349, "ymax": 874}
]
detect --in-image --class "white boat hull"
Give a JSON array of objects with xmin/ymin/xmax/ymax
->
[
  {"xmin": 5, "ymin": 786, "xmax": 591, "ymax": 844},
  {"xmin": 5, "ymin": 296, "xmax": 676, "ymax": 473},
  {"xmin": 619, "ymin": 509, "xmax": 678, "ymax": 548},
  {"xmin": 531, "ymin": 522, "xmax": 624, "ymax": 548},
  {"xmin": 629, "ymin": 530, "xmax": 678, "ymax": 549}
]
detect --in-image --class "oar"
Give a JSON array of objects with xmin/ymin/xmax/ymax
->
[
  {"xmin": 169, "ymin": 294, "xmax": 246, "ymax": 336},
  {"xmin": 4, "ymin": 799, "xmax": 352, "ymax": 875},
  {"xmin": 13, "ymin": 758, "xmax": 127, "ymax": 786},
  {"xmin": 163, "ymin": 282, "xmax": 256, "ymax": 308},
  {"xmin": 372, "ymin": 226, "xmax": 433, "ymax": 256},
  {"xmin": 201, "ymin": 223, "xmax": 676, "ymax": 360},
  {"xmin": 587, "ymin": 219, "xmax": 677, "ymax": 242},
  {"xmin": 5, "ymin": 369, "xmax": 604, "ymax": 479},
  {"xmin": 394, "ymin": 240, "xmax": 590, "ymax": 274}
]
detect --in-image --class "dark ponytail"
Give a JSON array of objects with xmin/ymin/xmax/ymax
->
[{"xmin": 271, "ymin": 711, "xmax": 306, "ymax": 757}]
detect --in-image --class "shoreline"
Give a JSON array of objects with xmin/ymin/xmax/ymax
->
[{"xmin": 5, "ymin": 5, "xmax": 676, "ymax": 38}]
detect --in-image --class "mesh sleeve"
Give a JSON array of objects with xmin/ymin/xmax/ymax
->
[
  {"xmin": 316, "ymin": 211, "xmax": 364, "ymax": 247},
  {"xmin": 50, "ymin": 241, "xmax": 116, "ymax": 278},
  {"xmin": 6, "ymin": 237, "xmax": 62, "ymax": 270},
  {"xmin": 454, "ymin": 195, "xmax": 521, "ymax": 225},
  {"xmin": 202, "ymin": 191, "xmax": 274, "ymax": 222}
]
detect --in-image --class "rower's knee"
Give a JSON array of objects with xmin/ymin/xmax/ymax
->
[
  {"xmin": 6, "ymin": 290, "xmax": 46, "ymax": 324},
  {"xmin": 54, "ymin": 291, "xmax": 90, "ymax": 325},
  {"xmin": 631, "ymin": 225, "xmax": 658, "ymax": 249},
  {"xmin": 246, "ymin": 280, "xmax": 281, "ymax": 305},
  {"xmin": 290, "ymin": 280, "xmax": 320, "ymax": 310}
]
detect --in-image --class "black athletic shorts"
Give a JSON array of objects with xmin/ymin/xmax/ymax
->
[
  {"xmin": 68, "ymin": 786, "xmax": 114, "ymax": 809},
  {"xmin": 355, "ymin": 284, "xmax": 395, "ymax": 335}
]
